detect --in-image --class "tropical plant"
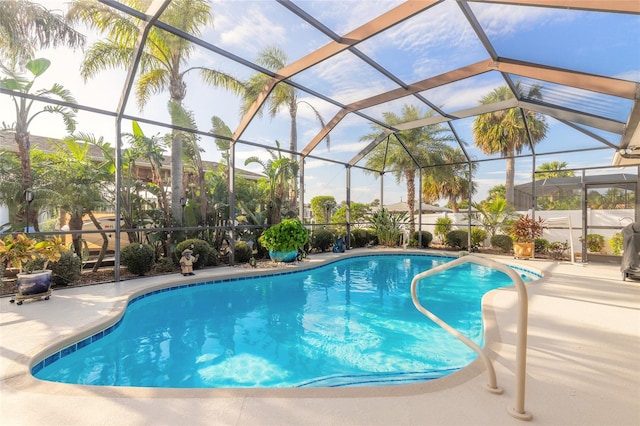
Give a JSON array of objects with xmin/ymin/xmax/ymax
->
[
  {"xmin": 258, "ymin": 219, "xmax": 308, "ymax": 253},
  {"xmin": 422, "ymin": 147, "xmax": 476, "ymax": 213},
  {"xmin": 509, "ymin": 214, "xmax": 545, "ymax": 243},
  {"xmin": 362, "ymin": 105, "xmax": 455, "ymax": 233},
  {"xmin": 0, "ymin": 0, "xmax": 84, "ymax": 68},
  {"xmin": 0, "ymin": 234, "xmax": 66, "ymax": 274},
  {"xmin": 241, "ymin": 46, "xmax": 329, "ymax": 209},
  {"xmin": 470, "ymin": 198, "xmax": 516, "ymax": 239},
  {"xmin": 35, "ymin": 135, "xmax": 114, "ymax": 269},
  {"xmin": 434, "ymin": 217, "xmax": 452, "ymax": 243},
  {"xmin": 0, "ymin": 57, "xmax": 78, "ymax": 230},
  {"xmin": 473, "ymin": 83, "xmax": 548, "ymax": 205},
  {"xmin": 68, "ymin": 0, "xmax": 245, "ymax": 224},
  {"xmin": 244, "ymin": 141, "xmax": 299, "ymax": 225},
  {"xmin": 471, "ymin": 227, "xmax": 488, "ymax": 247},
  {"xmin": 536, "ymin": 161, "xmax": 574, "ymax": 179},
  {"xmin": 368, "ymin": 208, "xmax": 407, "ymax": 247}
]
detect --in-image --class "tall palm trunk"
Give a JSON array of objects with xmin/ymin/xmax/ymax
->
[
  {"xmin": 288, "ymin": 99, "xmax": 298, "ymax": 211},
  {"xmin": 505, "ymin": 155, "xmax": 515, "ymax": 206},
  {"xmin": 404, "ymin": 168, "xmax": 416, "ymax": 234},
  {"xmin": 170, "ymin": 75, "xmax": 186, "ymax": 224}
]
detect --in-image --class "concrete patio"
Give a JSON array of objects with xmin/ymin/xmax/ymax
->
[{"xmin": 1, "ymin": 249, "xmax": 638, "ymax": 425}]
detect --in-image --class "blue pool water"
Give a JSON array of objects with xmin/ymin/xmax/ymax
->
[{"xmin": 33, "ymin": 254, "xmax": 535, "ymax": 388}]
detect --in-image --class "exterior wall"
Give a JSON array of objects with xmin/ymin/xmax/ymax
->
[{"xmin": 416, "ymin": 209, "xmax": 635, "ymax": 255}]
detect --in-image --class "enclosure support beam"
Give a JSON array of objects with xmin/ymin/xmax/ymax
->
[
  {"xmin": 299, "ymin": 159, "xmax": 305, "ymax": 222},
  {"xmin": 346, "ymin": 166, "xmax": 352, "ymax": 249}
]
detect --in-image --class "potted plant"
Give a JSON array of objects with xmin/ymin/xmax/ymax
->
[
  {"xmin": 258, "ymin": 219, "xmax": 309, "ymax": 262},
  {"xmin": 0, "ymin": 234, "xmax": 67, "ymax": 303},
  {"xmin": 509, "ymin": 214, "xmax": 545, "ymax": 259}
]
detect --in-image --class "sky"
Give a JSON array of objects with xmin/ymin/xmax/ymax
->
[{"xmin": 2, "ymin": 0, "xmax": 639, "ymax": 207}]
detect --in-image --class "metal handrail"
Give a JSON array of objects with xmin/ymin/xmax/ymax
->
[{"xmin": 410, "ymin": 254, "xmax": 532, "ymax": 421}]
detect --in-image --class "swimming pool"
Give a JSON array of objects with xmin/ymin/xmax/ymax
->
[{"xmin": 32, "ymin": 254, "xmax": 537, "ymax": 388}]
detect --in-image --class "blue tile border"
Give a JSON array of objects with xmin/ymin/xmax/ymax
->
[{"xmin": 31, "ymin": 252, "xmax": 541, "ymax": 377}]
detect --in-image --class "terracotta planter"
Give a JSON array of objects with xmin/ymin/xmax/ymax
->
[
  {"xmin": 268, "ymin": 250, "xmax": 298, "ymax": 263},
  {"xmin": 513, "ymin": 242, "xmax": 534, "ymax": 259}
]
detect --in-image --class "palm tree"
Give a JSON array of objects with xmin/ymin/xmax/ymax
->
[
  {"xmin": 0, "ymin": 0, "xmax": 84, "ymax": 69},
  {"xmin": 473, "ymin": 83, "xmax": 548, "ymax": 205},
  {"xmin": 422, "ymin": 146, "xmax": 476, "ymax": 213},
  {"xmin": 536, "ymin": 161, "xmax": 574, "ymax": 179},
  {"xmin": 35, "ymin": 135, "xmax": 114, "ymax": 270},
  {"xmin": 68, "ymin": 0, "xmax": 245, "ymax": 224},
  {"xmin": 244, "ymin": 141, "xmax": 299, "ymax": 225},
  {"xmin": 241, "ymin": 46, "xmax": 329, "ymax": 208},
  {"xmin": 0, "ymin": 58, "xmax": 78, "ymax": 229},
  {"xmin": 362, "ymin": 105, "xmax": 454, "ymax": 233}
]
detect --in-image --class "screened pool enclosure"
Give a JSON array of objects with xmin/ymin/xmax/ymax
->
[{"xmin": 0, "ymin": 0, "xmax": 638, "ymax": 276}]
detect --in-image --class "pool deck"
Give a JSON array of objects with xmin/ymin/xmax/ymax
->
[{"xmin": 1, "ymin": 248, "xmax": 639, "ymax": 426}]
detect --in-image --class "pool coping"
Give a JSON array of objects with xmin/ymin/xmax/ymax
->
[{"xmin": 4, "ymin": 248, "xmax": 542, "ymax": 400}]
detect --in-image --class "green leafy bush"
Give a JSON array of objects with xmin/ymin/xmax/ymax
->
[
  {"xmin": 410, "ymin": 231, "xmax": 432, "ymax": 248},
  {"xmin": 234, "ymin": 241, "xmax": 253, "ymax": 263},
  {"xmin": 259, "ymin": 219, "xmax": 309, "ymax": 252},
  {"xmin": 548, "ymin": 241, "xmax": 569, "ymax": 260},
  {"xmin": 351, "ymin": 228, "xmax": 377, "ymax": 248},
  {"xmin": 153, "ymin": 257, "xmax": 175, "ymax": 273},
  {"xmin": 580, "ymin": 233, "xmax": 605, "ymax": 253},
  {"xmin": 491, "ymin": 234, "xmax": 513, "ymax": 253},
  {"xmin": 310, "ymin": 228, "xmax": 335, "ymax": 252},
  {"xmin": 175, "ymin": 239, "xmax": 211, "ymax": 269},
  {"xmin": 610, "ymin": 232, "xmax": 623, "ymax": 255},
  {"xmin": 534, "ymin": 238, "xmax": 549, "ymax": 254},
  {"xmin": 470, "ymin": 227, "xmax": 488, "ymax": 247},
  {"xmin": 50, "ymin": 251, "xmax": 82, "ymax": 285},
  {"xmin": 445, "ymin": 230, "xmax": 468, "ymax": 249},
  {"xmin": 121, "ymin": 243, "xmax": 155, "ymax": 276}
]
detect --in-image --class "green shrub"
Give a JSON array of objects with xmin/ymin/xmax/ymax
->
[
  {"xmin": 409, "ymin": 231, "xmax": 432, "ymax": 248},
  {"xmin": 234, "ymin": 241, "xmax": 253, "ymax": 263},
  {"xmin": 351, "ymin": 228, "xmax": 377, "ymax": 248},
  {"xmin": 534, "ymin": 238, "xmax": 549, "ymax": 254},
  {"xmin": 470, "ymin": 227, "xmax": 488, "ymax": 247},
  {"xmin": 445, "ymin": 230, "xmax": 468, "ymax": 249},
  {"xmin": 310, "ymin": 229, "xmax": 335, "ymax": 252},
  {"xmin": 153, "ymin": 257, "xmax": 175, "ymax": 273},
  {"xmin": 121, "ymin": 243, "xmax": 155, "ymax": 276},
  {"xmin": 580, "ymin": 233, "xmax": 605, "ymax": 253},
  {"xmin": 548, "ymin": 241, "xmax": 569, "ymax": 260},
  {"xmin": 435, "ymin": 217, "xmax": 452, "ymax": 243},
  {"xmin": 491, "ymin": 234, "xmax": 513, "ymax": 253},
  {"xmin": 259, "ymin": 219, "xmax": 309, "ymax": 252},
  {"xmin": 610, "ymin": 232, "xmax": 623, "ymax": 255},
  {"xmin": 50, "ymin": 251, "xmax": 82, "ymax": 285},
  {"xmin": 175, "ymin": 239, "xmax": 211, "ymax": 269}
]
